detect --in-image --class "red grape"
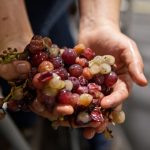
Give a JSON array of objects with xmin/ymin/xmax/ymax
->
[
  {"xmin": 53, "ymin": 67, "xmax": 68, "ymax": 80},
  {"xmin": 62, "ymin": 48, "xmax": 77, "ymax": 65},
  {"xmin": 81, "ymin": 48, "xmax": 95, "ymax": 60},
  {"xmin": 93, "ymin": 74, "xmax": 105, "ymax": 85},
  {"xmin": 104, "ymin": 71, "xmax": 118, "ymax": 87},
  {"xmin": 31, "ymin": 51, "xmax": 48, "ymax": 66},
  {"xmin": 90, "ymin": 108, "xmax": 104, "ymax": 122},
  {"xmin": 57, "ymin": 90, "xmax": 72, "ymax": 105},
  {"xmin": 69, "ymin": 64, "xmax": 83, "ymax": 77},
  {"xmin": 68, "ymin": 76, "xmax": 80, "ymax": 90},
  {"xmin": 50, "ymin": 57, "xmax": 63, "ymax": 69}
]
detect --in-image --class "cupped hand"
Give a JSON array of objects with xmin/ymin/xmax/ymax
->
[
  {"xmin": 77, "ymin": 24, "xmax": 148, "ymax": 139},
  {"xmin": 79, "ymin": 25, "xmax": 147, "ymax": 109}
]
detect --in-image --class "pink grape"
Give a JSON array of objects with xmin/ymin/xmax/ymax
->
[
  {"xmin": 81, "ymin": 48, "xmax": 95, "ymax": 60},
  {"xmin": 90, "ymin": 108, "xmax": 104, "ymax": 122},
  {"xmin": 78, "ymin": 76, "xmax": 88, "ymax": 86}
]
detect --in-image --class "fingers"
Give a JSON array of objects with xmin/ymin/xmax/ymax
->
[
  {"xmin": 53, "ymin": 104, "xmax": 74, "ymax": 116},
  {"xmin": 121, "ymin": 39, "xmax": 147, "ymax": 86},
  {"xmin": 0, "ymin": 60, "xmax": 31, "ymax": 80},
  {"xmin": 83, "ymin": 128, "xmax": 96, "ymax": 139},
  {"xmin": 101, "ymin": 74, "xmax": 132, "ymax": 108}
]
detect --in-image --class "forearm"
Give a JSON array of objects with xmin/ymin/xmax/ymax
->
[
  {"xmin": 0, "ymin": 0, "xmax": 33, "ymax": 51},
  {"xmin": 79, "ymin": 0, "xmax": 121, "ymax": 30}
]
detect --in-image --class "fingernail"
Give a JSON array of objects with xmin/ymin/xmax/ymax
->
[
  {"xmin": 140, "ymin": 73, "xmax": 148, "ymax": 84},
  {"xmin": 17, "ymin": 63, "xmax": 29, "ymax": 74}
]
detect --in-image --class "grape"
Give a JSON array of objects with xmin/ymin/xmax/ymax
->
[
  {"xmin": 70, "ymin": 93, "xmax": 80, "ymax": 107},
  {"xmin": 65, "ymin": 80, "xmax": 73, "ymax": 91},
  {"xmin": 81, "ymin": 48, "xmax": 95, "ymax": 60},
  {"xmin": 76, "ymin": 86, "xmax": 89, "ymax": 94},
  {"xmin": 111, "ymin": 110, "xmax": 125, "ymax": 124},
  {"xmin": 78, "ymin": 93, "xmax": 93, "ymax": 107},
  {"xmin": 78, "ymin": 76, "xmax": 88, "ymax": 86},
  {"xmin": 50, "ymin": 57, "xmax": 63, "ymax": 69},
  {"xmin": 104, "ymin": 71, "xmax": 118, "ymax": 87},
  {"xmin": 48, "ymin": 75, "xmax": 65, "ymax": 90},
  {"xmin": 76, "ymin": 112, "xmax": 91, "ymax": 125},
  {"xmin": 82, "ymin": 67, "xmax": 93, "ymax": 80},
  {"xmin": 43, "ymin": 86, "xmax": 58, "ymax": 97},
  {"xmin": 31, "ymin": 51, "xmax": 48, "ymax": 66},
  {"xmin": 101, "ymin": 85, "xmax": 112, "ymax": 96},
  {"xmin": 38, "ymin": 61, "xmax": 54, "ymax": 72},
  {"xmin": 99, "ymin": 63, "xmax": 111, "ymax": 74},
  {"xmin": 101, "ymin": 55, "xmax": 115, "ymax": 65},
  {"xmin": 43, "ymin": 37, "xmax": 52, "ymax": 49},
  {"xmin": 48, "ymin": 44, "xmax": 60, "ymax": 57},
  {"xmin": 75, "ymin": 57, "xmax": 88, "ymax": 67},
  {"xmin": 74, "ymin": 43, "xmax": 85, "ymax": 55},
  {"xmin": 53, "ymin": 67, "xmax": 69, "ymax": 80},
  {"xmin": 28, "ymin": 37, "xmax": 44, "ymax": 54},
  {"xmin": 0, "ymin": 35, "xmax": 121, "ymax": 135},
  {"xmin": 93, "ymin": 74, "xmax": 105, "ymax": 85},
  {"xmin": 57, "ymin": 90, "xmax": 72, "ymax": 105},
  {"xmin": 62, "ymin": 48, "xmax": 77, "ymax": 65},
  {"xmin": 88, "ymin": 83, "xmax": 101, "ymax": 98},
  {"xmin": 90, "ymin": 108, "xmax": 104, "ymax": 122},
  {"xmin": 69, "ymin": 64, "xmax": 83, "ymax": 77},
  {"xmin": 68, "ymin": 77, "xmax": 80, "ymax": 90},
  {"xmin": 89, "ymin": 64, "xmax": 100, "ymax": 75},
  {"xmin": 38, "ymin": 71, "xmax": 53, "ymax": 82}
]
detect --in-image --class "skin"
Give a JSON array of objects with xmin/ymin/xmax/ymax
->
[
  {"xmin": 0, "ymin": 0, "xmax": 148, "ymax": 139},
  {"xmin": 78, "ymin": 0, "xmax": 147, "ymax": 139}
]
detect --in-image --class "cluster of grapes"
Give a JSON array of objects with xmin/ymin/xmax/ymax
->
[{"xmin": 0, "ymin": 35, "xmax": 125, "ymax": 136}]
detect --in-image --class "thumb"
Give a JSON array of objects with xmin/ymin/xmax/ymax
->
[
  {"xmin": 121, "ymin": 40, "xmax": 147, "ymax": 86},
  {"xmin": 0, "ymin": 60, "xmax": 31, "ymax": 80}
]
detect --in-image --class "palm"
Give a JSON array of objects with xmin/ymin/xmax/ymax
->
[{"xmin": 79, "ymin": 27, "xmax": 135, "ymax": 108}]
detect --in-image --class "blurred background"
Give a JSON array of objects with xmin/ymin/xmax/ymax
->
[{"xmin": 0, "ymin": 0, "xmax": 150, "ymax": 150}]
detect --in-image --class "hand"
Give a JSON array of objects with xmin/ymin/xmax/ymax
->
[
  {"xmin": 78, "ymin": 23, "xmax": 148, "ymax": 139},
  {"xmin": 79, "ymin": 24, "xmax": 147, "ymax": 108},
  {"xmin": 0, "ymin": 40, "xmax": 31, "ymax": 80}
]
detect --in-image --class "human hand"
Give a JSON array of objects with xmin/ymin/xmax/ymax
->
[
  {"xmin": 77, "ymin": 23, "xmax": 148, "ymax": 139},
  {"xmin": 0, "ymin": 40, "xmax": 31, "ymax": 80},
  {"xmin": 79, "ymin": 24, "xmax": 147, "ymax": 109}
]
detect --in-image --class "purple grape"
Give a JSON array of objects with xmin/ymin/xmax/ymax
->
[
  {"xmin": 53, "ymin": 67, "xmax": 69, "ymax": 80},
  {"xmin": 104, "ymin": 71, "xmax": 118, "ymax": 87},
  {"xmin": 50, "ymin": 56, "xmax": 64, "ymax": 69},
  {"xmin": 93, "ymin": 74, "xmax": 105, "ymax": 85},
  {"xmin": 69, "ymin": 64, "xmax": 83, "ymax": 77},
  {"xmin": 68, "ymin": 77, "xmax": 80, "ymax": 90},
  {"xmin": 78, "ymin": 76, "xmax": 88, "ymax": 86}
]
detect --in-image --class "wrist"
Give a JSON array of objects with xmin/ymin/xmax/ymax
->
[{"xmin": 79, "ymin": 0, "xmax": 121, "ymax": 32}]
